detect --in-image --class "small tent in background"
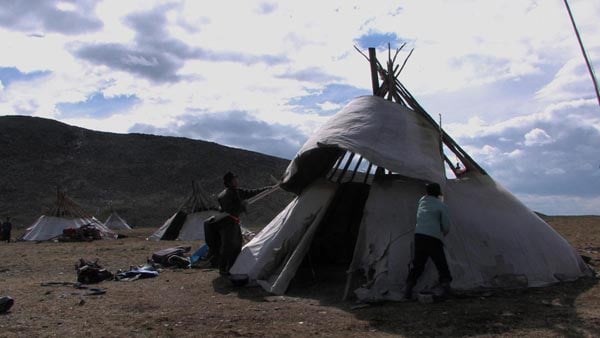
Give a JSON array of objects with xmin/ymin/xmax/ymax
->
[
  {"xmin": 103, "ymin": 207, "xmax": 133, "ymax": 230},
  {"xmin": 230, "ymin": 47, "xmax": 593, "ymax": 301},
  {"xmin": 148, "ymin": 181, "xmax": 218, "ymax": 241},
  {"xmin": 22, "ymin": 189, "xmax": 117, "ymax": 241}
]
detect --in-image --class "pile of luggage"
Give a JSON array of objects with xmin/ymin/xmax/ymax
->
[{"xmin": 59, "ymin": 224, "xmax": 102, "ymax": 242}]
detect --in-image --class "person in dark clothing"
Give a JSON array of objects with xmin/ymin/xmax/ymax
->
[
  {"xmin": 204, "ymin": 172, "xmax": 273, "ymax": 275},
  {"xmin": 1, "ymin": 217, "xmax": 12, "ymax": 243},
  {"xmin": 404, "ymin": 183, "xmax": 452, "ymax": 300}
]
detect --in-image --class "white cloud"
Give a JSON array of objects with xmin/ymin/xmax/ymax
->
[
  {"xmin": 316, "ymin": 101, "xmax": 342, "ymax": 111},
  {"xmin": 506, "ymin": 149, "xmax": 524, "ymax": 159},
  {"xmin": 524, "ymin": 128, "xmax": 553, "ymax": 146},
  {"xmin": 545, "ymin": 168, "xmax": 566, "ymax": 175},
  {"xmin": 479, "ymin": 145, "xmax": 500, "ymax": 157},
  {"xmin": 535, "ymin": 55, "xmax": 600, "ymax": 103},
  {"xmin": 56, "ymin": 2, "xmax": 77, "ymax": 12}
]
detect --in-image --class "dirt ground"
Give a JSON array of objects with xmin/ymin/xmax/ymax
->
[{"xmin": 1, "ymin": 216, "xmax": 599, "ymax": 337}]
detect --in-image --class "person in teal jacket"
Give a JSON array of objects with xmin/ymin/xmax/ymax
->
[{"xmin": 404, "ymin": 182, "xmax": 452, "ymax": 300}]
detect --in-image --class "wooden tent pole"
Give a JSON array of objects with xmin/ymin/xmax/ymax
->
[
  {"xmin": 348, "ymin": 156, "xmax": 364, "ymax": 182},
  {"xmin": 362, "ymin": 162, "xmax": 373, "ymax": 184},
  {"xmin": 394, "ymin": 79, "xmax": 487, "ymax": 174},
  {"xmin": 328, "ymin": 154, "xmax": 344, "ymax": 180},
  {"xmin": 368, "ymin": 48, "xmax": 380, "ymax": 95},
  {"xmin": 564, "ymin": 0, "xmax": 600, "ymax": 108},
  {"xmin": 336, "ymin": 153, "xmax": 356, "ymax": 184},
  {"xmin": 363, "ymin": 45, "xmax": 486, "ymax": 174},
  {"xmin": 55, "ymin": 186, "xmax": 60, "ymax": 216}
]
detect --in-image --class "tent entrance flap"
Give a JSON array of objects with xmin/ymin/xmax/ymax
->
[
  {"xmin": 293, "ymin": 182, "xmax": 371, "ymax": 288},
  {"xmin": 161, "ymin": 211, "xmax": 187, "ymax": 240}
]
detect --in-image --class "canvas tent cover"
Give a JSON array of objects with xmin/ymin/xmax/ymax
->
[
  {"xmin": 232, "ymin": 95, "xmax": 592, "ymax": 301},
  {"xmin": 22, "ymin": 190, "xmax": 117, "ymax": 241},
  {"xmin": 148, "ymin": 181, "xmax": 219, "ymax": 241},
  {"xmin": 281, "ymin": 96, "xmax": 444, "ymax": 193},
  {"xmin": 148, "ymin": 210, "xmax": 218, "ymax": 241},
  {"xmin": 22, "ymin": 215, "xmax": 116, "ymax": 241},
  {"xmin": 103, "ymin": 212, "xmax": 132, "ymax": 230}
]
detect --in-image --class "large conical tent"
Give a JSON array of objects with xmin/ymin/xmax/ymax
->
[
  {"xmin": 148, "ymin": 181, "xmax": 218, "ymax": 241},
  {"xmin": 231, "ymin": 47, "xmax": 593, "ymax": 301},
  {"xmin": 22, "ymin": 189, "xmax": 117, "ymax": 241}
]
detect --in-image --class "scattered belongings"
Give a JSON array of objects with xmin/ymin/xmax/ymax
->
[
  {"xmin": 0, "ymin": 296, "xmax": 14, "ymax": 314},
  {"xmin": 82, "ymin": 288, "xmax": 106, "ymax": 296},
  {"xmin": 168, "ymin": 255, "xmax": 191, "ymax": 269},
  {"xmin": 59, "ymin": 225, "xmax": 104, "ymax": 242},
  {"xmin": 190, "ymin": 244, "xmax": 209, "ymax": 264},
  {"xmin": 40, "ymin": 281, "xmax": 83, "ymax": 287},
  {"xmin": 151, "ymin": 246, "xmax": 191, "ymax": 268},
  {"xmin": 115, "ymin": 263, "xmax": 159, "ymax": 281},
  {"xmin": 189, "ymin": 244, "xmax": 214, "ymax": 269},
  {"xmin": 76, "ymin": 259, "xmax": 113, "ymax": 284},
  {"xmin": 40, "ymin": 282, "xmax": 106, "ymax": 296}
]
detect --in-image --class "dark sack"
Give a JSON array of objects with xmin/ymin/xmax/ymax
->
[
  {"xmin": 151, "ymin": 246, "xmax": 191, "ymax": 266},
  {"xmin": 76, "ymin": 259, "xmax": 113, "ymax": 284},
  {"xmin": 0, "ymin": 296, "xmax": 14, "ymax": 314}
]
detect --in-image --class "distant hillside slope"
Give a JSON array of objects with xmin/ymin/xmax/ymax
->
[{"xmin": 0, "ymin": 115, "xmax": 294, "ymax": 229}]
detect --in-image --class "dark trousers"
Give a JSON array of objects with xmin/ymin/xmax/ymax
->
[
  {"xmin": 1, "ymin": 230, "xmax": 9, "ymax": 243},
  {"xmin": 406, "ymin": 234, "xmax": 452, "ymax": 287},
  {"xmin": 204, "ymin": 216, "xmax": 242, "ymax": 274}
]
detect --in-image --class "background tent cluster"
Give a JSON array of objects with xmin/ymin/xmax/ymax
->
[
  {"xmin": 148, "ymin": 181, "xmax": 218, "ymax": 241},
  {"xmin": 103, "ymin": 209, "xmax": 133, "ymax": 231},
  {"xmin": 21, "ymin": 190, "xmax": 117, "ymax": 241},
  {"xmin": 230, "ymin": 47, "xmax": 593, "ymax": 301}
]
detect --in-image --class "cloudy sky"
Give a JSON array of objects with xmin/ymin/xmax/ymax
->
[{"xmin": 1, "ymin": 0, "xmax": 599, "ymax": 215}]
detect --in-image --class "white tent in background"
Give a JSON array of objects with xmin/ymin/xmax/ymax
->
[
  {"xmin": 22, "ymin": 190, "xmax": 117, "ymax": 241},
  {"xmin": 230, "ymin": 48, "xmax": 593, "ymax": 301},
  {"xmin": 148, "ymin": 181, "xmax": 218, "ymax": 241},
  {"xmin": 103, "ymin": 211, "xmax": 132, "ymax": 230}
]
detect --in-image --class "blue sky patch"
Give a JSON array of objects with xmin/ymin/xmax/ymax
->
[
  {"xmin": 355, "ymin": 31, "xmax": 403, "ymax": 49},
  {"xmin": 257, "ymin": 2, "xmax": 278, "ymax": 14},
  {"xmin": 290, "ymin": 83, "xmax": 369, "ymax": 115},
  {"xmin": 0, "ymin": 67, "xmax": 50, "ymax": 87},
  {"xmin": 57, "ymin": 92, "xmax": 140, "ymax": 119}
]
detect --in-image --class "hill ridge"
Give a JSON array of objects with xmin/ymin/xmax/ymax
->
[{"xmin": 0, "ymin": 115, "xmax": 293, "ymax": 228}]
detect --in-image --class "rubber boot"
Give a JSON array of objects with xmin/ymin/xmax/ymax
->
[
  {"xmin": 440, "ymin": 282, "xmax": 451, "ymax": 298},
  {"xmin": 403, "ymin": 282, "xmax": 415, "ymax": 301}
]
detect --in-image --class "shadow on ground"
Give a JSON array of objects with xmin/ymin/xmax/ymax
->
[{"xmin": 218, "ymin": 264, "xmax": 599, "ymax": 337}]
